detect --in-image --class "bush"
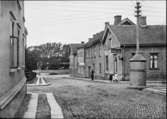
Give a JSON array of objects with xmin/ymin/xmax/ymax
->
[{"xmin": 25, "ymin": 70, "xmax": 36, "ymax": 82}]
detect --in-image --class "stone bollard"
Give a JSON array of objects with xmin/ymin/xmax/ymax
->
[{"xmin": 129, "ymin": 53, "xmax": 146, "ymax": 89}]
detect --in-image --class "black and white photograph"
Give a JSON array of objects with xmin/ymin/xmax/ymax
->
[{"xmin": 0, "ymin": 0, "xmax": 166, "ymax": 118}]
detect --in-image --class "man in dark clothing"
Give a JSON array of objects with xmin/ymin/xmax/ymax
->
[{"xmin": 91, "ymin": 69, "xmax": 94, "ymax": 81}]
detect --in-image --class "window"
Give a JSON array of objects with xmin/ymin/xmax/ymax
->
[
  {"xmin": 17, "ymin": 24, "xmax": 21, "ymax": 67},
  {"xmin": 114, "ymin": 55, "xmax": 117, "ymax": 73},
  {"xmin": 106, "ymin": 56, "xmax": 108, "ymax": 71},
  {"xmin": 10, "ymin": 13, "xmax": 17, "ymax": 68},
  {"xmin": 99, "ymin": 45, "xmax": 100, "ymax": 57},
  {"xmin": 99, "ymin": 63, "xmax": 102, "ymax": 73},
  {"xmin": 22, "ymin": 34, "xmax": 26, "ymax": 67},
  {"xmin": 150, "ymin": 53, "xmax": 158, "ymax": 69},
  {"xmin": 10, "ymin": 37, "xmax": 16, "ymax": 68},
  {"xmin": 106, "ymin": 38, "xmax": 111, "ymax": 50}
]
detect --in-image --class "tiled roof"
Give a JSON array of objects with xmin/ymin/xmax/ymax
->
[
  {"xmin": 85, "ymin": 31, "xmax": 104, "ymax": 48},
  {"xmin": 118, "ymin": 18, "xmax": 135, "ymax": 25},
  {"xmin": 109, "ymin": 25, "xmax": 166, "ymax": 46},
  {"xmin": 77, "ymin": 43, "xmax": 85, "ymax": 49}
]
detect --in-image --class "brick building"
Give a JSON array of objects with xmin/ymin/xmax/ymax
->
[
  {"xmin": 0, "ymin": 1, "xmax": 28, "ymax": 117},
  {"xmin": 70, "ymin": 15, "xmax": 166, "ymax": 82},
  {"xmin": 84, "ymin": 31, "xmax": 104, "ymax": 79},
  {"xmin": 102, "ymin": 16, "xmax": 166, "ymax": 81}
]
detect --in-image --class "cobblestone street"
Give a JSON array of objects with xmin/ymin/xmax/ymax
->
[{"xmin": 16, "ymin": 75, "xmax": 166, "ymax": 119}]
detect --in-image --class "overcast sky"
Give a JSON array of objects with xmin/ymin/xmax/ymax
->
[{"xmin": 25, "ymin": 1, "xmax": 166, "ymax": 46}]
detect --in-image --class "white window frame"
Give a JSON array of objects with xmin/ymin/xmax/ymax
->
[{"xmin": 150, "ymin": 53, "xmax": 158, "ymax": 70}]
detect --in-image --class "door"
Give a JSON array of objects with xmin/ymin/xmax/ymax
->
[
  {"xmin": 88, "ymin": 66, "xmax": 91, "ymax": 77},
  {"xmin": 113, "ymin": 54, "xmax": 117, "ymax": 74}
]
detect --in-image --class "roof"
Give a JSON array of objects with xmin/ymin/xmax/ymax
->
[
  {"xmin": 106, "ymin": 25, "xmax": 166, "ymax": 46},
  {"xmin": 77, "ymin": 43, "xmax": 85, "ymax": 49},
  {"xmin": 70, "ymin": 43, "xmax": 82, "ymax": 55},
  {"xmin": 85, "ymin": 31, "xmax": 104, "ymax": 48},
  {"xmin": 118, "ymin": 18, "xmax": 135, "ymax": 25}
]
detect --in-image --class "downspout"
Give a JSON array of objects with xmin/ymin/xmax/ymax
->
[{"xmin": 122, "ymin": 44, "xmax": 126, "ymax": 81}]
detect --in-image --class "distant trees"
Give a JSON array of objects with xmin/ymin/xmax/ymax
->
[
  {"xmin": 26, "ymin": 42, "xmax": 70, "ymax": 71},
  {"xmin": 25, "ymin": 42, "xmax": 70, "ymax": 81}
]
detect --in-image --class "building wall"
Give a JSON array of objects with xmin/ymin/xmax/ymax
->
[
  {"xmin": 69, "ymin": 55, "xmax": 74, "ymax": 73},
  {"xmin": 123, "ymin": 46, "xmax": 166, "ymax": 81},
  {"xmin": 103, "ymin": 31, "xmax": 123, "ymax": 80},
  {"xmin": 0, "ymin": 1, "xmax": 27, "ymax": 116},
  {"xmin": 85, "ymin": 42, "xmax": 105, "ymax": 79},
  {"xmin": 85, "ymin": 47, "xmax": 92, "ymax": 78},
  {"xmin": 94, "ymin": 44, "xmax": 105, "ymax": 79},
  {"xmin": 69, "ymin": 54, "xmax": 78, "ymax": 75},
  {"xmin": 77, "ymin": 47, "xmax": 86, "ymax": 77}
]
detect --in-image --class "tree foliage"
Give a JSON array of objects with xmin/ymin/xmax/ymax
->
[{"xmin": 26, "ymin": 42, "xmax": 70, "ymax": 71}]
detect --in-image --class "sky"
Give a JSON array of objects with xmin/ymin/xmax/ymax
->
[{"xmin": 25, "ymin": 1, "xmax": 166, "ymax": 47}]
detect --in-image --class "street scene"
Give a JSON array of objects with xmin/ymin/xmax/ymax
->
[{"xmin": 0, "ymin": 0, "xmax": 166, "ymax": 119}]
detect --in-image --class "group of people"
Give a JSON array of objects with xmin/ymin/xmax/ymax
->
[{"xmin": 90, "ymin": 69, "xmax": 120, "ymax": 82}]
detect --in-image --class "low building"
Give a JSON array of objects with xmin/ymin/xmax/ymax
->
[
  {"xmin": 70, "ymin": 15, "xmax": 166, "ymax": 82},
  {"xmin": 0, "ymin": 1, "xmax": 28, "ymax": 117},
  {"xmin": 102, "ymin": 15, "xmax": 135, "ymax": 80},
  {"xmin": 76, "ymin": 42, "xmax": 85, "ymax": 77},
  {"xmin": 69, "ymin": 43, "xmax": 82, "ymax": 76},
  {"xmin": 102, "ymin": 16, "xmax": 166, "ymax": 81},
  {"xmin": 84, "ymin": 31, "xmax": 104, "ymax": 79}
]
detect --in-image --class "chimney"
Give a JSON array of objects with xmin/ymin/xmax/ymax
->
[
  {"xmin": 114, "ymin": 15, "xmax": 122, "ymax": 25},
  {"xmin": 139, "ymin": 16, "xmax": 147, "ymax": 25},
  {"xmin": 105, "ymin": 22, "xmax": 110, "ymax": 25}
]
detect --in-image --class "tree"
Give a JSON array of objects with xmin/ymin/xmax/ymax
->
[{"xmin": 25, "ymin": 42, "xmax": 70, "ymax": 72}]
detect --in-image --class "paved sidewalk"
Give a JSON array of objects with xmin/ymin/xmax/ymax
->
[
  {"xmin": 24, "ymin": 92, "xmax": 64, "ymax": 119},
  {"xmin": 46, "ymin": 93, "xmax": 64, "ymax": 119},
  {"xmin": 69, "ymin": 76, "xmax": 166, "ymax": 95},
  {"xmin": 23, "ymin": 93, "xmax": 38, "ymax": 118},
  {"xmin": 70, "ymin": 76, "xmax": 113, "ymax": 83},
  {"xmin": 70, "ymin": 76, "xmax": 130, "ymax": 84}
]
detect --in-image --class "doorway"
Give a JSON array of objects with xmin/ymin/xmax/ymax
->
[
  {"xmin": 88, "ymin": 66, "xmax": 91, "ymax": 78},
  {"xmin": 113, "ymin": 54, "xmax": 117, "ymax": 74}
]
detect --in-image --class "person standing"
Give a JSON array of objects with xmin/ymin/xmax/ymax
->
[{"xmin": 91, "ymin": 69, "xmax": 94, "ymax": 81}]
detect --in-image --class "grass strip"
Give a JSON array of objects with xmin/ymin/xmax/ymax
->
[{"xmin": 36, "ymin": 94, "xmax": 51, "ymax": 119}]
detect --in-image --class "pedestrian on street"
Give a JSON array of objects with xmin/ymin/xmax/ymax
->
[{"xmin": 91, "ymin": 69, "xmax": 94, "ymax": 81}]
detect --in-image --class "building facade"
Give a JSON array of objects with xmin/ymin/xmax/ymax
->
[
  {"xmin": 69, "ymin": 15, "xmax": 166, "ymax": 82},
  {"xmin": 69, "ymin": 44, "xmax": 81, "ymax": 76},
  {"xmin": 0, "ymin": 1, "xmax": 28, "ymax": 117},
  {"xmin": 77, "ymin": 43, "xmax": 85, "ymax": 77},
  {"xmin": 102, "ymin": 16, "xmax": 166, "ymax": 81},
  {"xmin": 84, "ymin": 32, "xmax": 104, "ymax": 79}
]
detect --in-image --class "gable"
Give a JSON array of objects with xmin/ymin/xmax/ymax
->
[
  {"xmin": 102, "ymin": 24, "xmax": 121, "ymax": 50},
  {"xmin": 118, "ymin": 18, "xmax": 135, "ymax": 25}
]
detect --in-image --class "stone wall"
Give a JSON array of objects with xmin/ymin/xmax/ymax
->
[{"xmin": 0, "ymin": 1, "xmax": 27, "ymax": 117}]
